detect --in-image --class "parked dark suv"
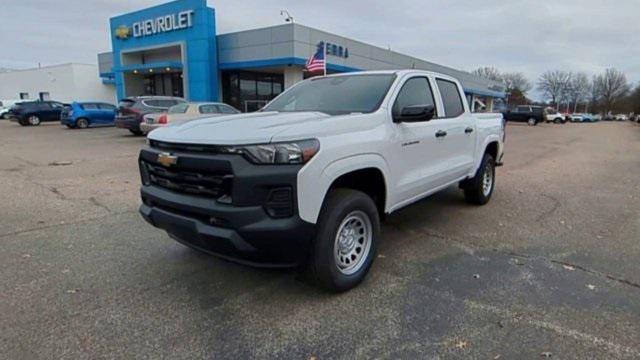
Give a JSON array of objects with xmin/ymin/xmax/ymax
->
[
  {"xmin": 115, "ymin": 96, "xmax": 186, "ymax": 135},
  {"xmin": 7, "ymin": 101, "xmax": 66, "ymax": 126},
  {"xmin": 503, "ymin": 105, "xmax": 545, "ymax": 126}
]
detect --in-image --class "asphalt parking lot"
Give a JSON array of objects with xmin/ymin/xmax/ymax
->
[{"xmin": 1, "ymin": 119, "xmax": 639, "ymax": 359}]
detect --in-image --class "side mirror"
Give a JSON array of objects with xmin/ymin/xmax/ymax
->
[{"xmin": 394, "ymin": 104, "xmax": 435, "ymax": 123}]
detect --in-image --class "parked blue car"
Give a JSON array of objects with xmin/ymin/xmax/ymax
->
[{"xmin": 60, "ymin": 102, "xmax": 117, "ymax": 129}]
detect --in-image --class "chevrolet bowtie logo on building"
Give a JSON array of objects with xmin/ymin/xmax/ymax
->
[
  {"xmin": 157, "ymin": 153, "xmax": 178, "ymax": 167},
  {"xmin": 115, "ymin": 25, "xmax": 132, "ymax": 40}
]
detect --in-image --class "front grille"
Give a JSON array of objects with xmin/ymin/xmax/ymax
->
[
  {"xmin": 149, "ymin": 140, "xmax": 227, "ymax": 154},
  {"xmin": 142, "ymin": 161, "xmax": 232, "ymax": 199}
]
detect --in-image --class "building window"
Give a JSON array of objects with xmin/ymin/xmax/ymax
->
[
  {"xmin": 19, "ymin": 92, "xmax": 29, "ymax": 100},
  {"xmin": 222, "ymin": 71, "xmax": 284, "ymax": 112},
  {"xmin": 39, "ymin": 92, "xmax": 50, "ymax": 101}
]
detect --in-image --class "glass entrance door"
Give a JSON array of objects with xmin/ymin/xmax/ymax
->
[{"xmin": 143, "ymin": 72, "xmax": 184, "ymax": 97}]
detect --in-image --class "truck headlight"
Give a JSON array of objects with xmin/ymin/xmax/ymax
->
[{"xmin": 226, "ymin": 139, "xmax": 320, "ymax": 165}]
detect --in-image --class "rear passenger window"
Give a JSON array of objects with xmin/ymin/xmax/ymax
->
[
  {"xmin": 436, "ymin": 79, "xmax": 464, "ymax": 117},
  {"xmin": 199, "ymin": 105, "xmax": 219, "ymax": 114},
  {"xmin": 82, "ymin": 103, "xmax": 99, "ymax": 110},
  {"xmin": 217, "ymin": 104, "xmax": 240, "ymax": 114},
  {"xmin": 392, "ymin": 77, "xmax": 436, "ymax": 118},
  {"xmin": 98, "ymin": 104, "xmax": 116, "ymax": 110}
]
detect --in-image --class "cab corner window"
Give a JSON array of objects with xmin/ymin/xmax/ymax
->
[
  {"xmin": 436, "ymin": 79, "xmax": 464, "ymax": 118},
  {"xmin": 392, "ymin": 77, "xmax": 436, "ymax": 118}
]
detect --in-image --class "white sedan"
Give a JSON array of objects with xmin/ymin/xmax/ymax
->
[{"xmin": 140, "ymin": 102, "xmax": 240, "ymax": 134}]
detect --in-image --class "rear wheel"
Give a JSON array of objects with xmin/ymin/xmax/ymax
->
[
  {"xmin": 76, "ymin": 118, "xmax": 89, "ymax": 129},
  {"xmin": 554, "ymin": 117, "xmax": 561, "ymax": 124},
  {"xmin": 527, "ymin": 117, "xmax": 537, "ymax": 126},
  {"xmin": 27, "ymin": 115, "xmax": 41, "ymax": 126},
  {"xmin": 463, "ymin": 153, "xmax": 495, "ymax": 205},
  {"xmin": 308, "ymin": 189, "xmax": 379, "ymax": 292},
  {"xmin": 129, "ymin": 129, "xmax": 143, "ymax": 136}
]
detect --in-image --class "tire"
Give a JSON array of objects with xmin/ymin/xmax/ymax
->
[
  {"xmin": 463, "ymin": 153, "xmax": 496, "ymax": 205},
  {"xmin": 76, "ymin": 118, "xmax": 89, "ymax": 129},
  {"xmin": 27, "ymin": 115, "xmax": 41, "ymax": 126},
  {"xmin": 554, "ymin": 118, "xmax": 561, "ymax": 124},
  {"xmin": 308, "ymin": 189, "xmax": 380, "ymax": 292},
  {"xmin": 129, "ymin": 129, "xmax": 144, "ymax": 136},
  {"xmin": 527, "ymin": 117, "xmax": 537, "ymax": 126}
]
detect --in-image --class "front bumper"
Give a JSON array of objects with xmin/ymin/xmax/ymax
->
[
  {"xmin": 138, "ymin": 146, "xmax": 316, "ymax": 266},
  {"xmin": 115, "ymin": 117, "xmax": 141, "ymax": 131}
]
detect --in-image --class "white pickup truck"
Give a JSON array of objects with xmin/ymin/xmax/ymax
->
[{"xmin": 138, "ymin": 70, "xmax": 505, "ymax": 292}]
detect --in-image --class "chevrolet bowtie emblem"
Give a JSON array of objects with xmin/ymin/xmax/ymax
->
[
  {"xmin": 115, "ymin": 25, "xmax": 131, "ymax": 40},
  {"xmin": 157, "ymin": 152, "xmax": 178, "ymax": 167}
]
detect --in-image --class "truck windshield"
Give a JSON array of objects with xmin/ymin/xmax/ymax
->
[{"xmin": 262, "ymin": 74, "xmax": 396, "ymax": 115}]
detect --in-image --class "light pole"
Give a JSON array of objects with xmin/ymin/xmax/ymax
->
[{"xmin": 280, "ymin": 10, "xmax": 294, "ymax": 23}]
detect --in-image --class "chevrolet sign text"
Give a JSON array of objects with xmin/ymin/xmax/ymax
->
[{"xmin": 132, "ymin": 10, "xmax": 194, "ymax": 38}]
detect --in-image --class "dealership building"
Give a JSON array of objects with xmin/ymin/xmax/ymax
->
[{"xmin": 2, "ymin": 0, "xmax": 505, "ymax": 111}]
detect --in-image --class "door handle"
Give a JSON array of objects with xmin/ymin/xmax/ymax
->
[
  {"xmin": 465, "ymin": 127, "xmax": 474, "ymax": 134},
  {"xmin": 435, "ymin": 130, "xmax": 447, "ymax": 138}
]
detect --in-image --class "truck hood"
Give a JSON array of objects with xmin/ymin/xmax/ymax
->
[{"xmin": 148, "ymin": 111, "xmax": 334, "ymax": 145}]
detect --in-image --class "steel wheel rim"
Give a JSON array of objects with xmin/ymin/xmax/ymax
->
[
  {"xmin": 29, "ymin": 116, "xmax": 39, "ymax": 125},
  {"xmin": 334, "ymin": 210, "xmax": 372, "ymax": 275},
  {"xmin": 482, "ymin": 163, "xmax": 493, "ymax": 196}
]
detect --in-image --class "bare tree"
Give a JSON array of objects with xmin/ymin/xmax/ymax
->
[
  {"xmin": 594, "ymin": 68, "xmax": 630, "ymax": 115},
  {"xmin": 567, "ymin": 72, "xmax": 590, "ymax": 112},
  {"xmin": 537, "ymin": 70, "xmax": 572, "ymax": 109},
  {"xmin": 502, "ymin": 72, "xmax": 532, "ymax": 94},
  {"xmin": 588, "ymin": 75, "xmax": 600, "ymax": 113},
  {"xmin": 471, "ymin": 67, "xmax": 502, "ymax": 82}
]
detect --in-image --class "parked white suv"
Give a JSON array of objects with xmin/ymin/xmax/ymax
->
[
  {"xmin": 545, "ymin": 110, "xmax": 565, "ymax": 123},
  {"xmin": 138, "ymin": 70, "xmax": 505, "ymax": 291}
]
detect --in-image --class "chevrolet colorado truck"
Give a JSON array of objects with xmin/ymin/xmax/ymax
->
[{"xmin": 138, "ymin": 70, "xmax": 505, "ymax": 292}]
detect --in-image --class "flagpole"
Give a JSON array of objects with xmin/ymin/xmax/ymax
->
[{"xmin": 323, "ymin": 42, "xmax": 327, "ymax": 76}]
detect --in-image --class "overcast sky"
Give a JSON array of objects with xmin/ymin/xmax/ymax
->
[{"xmin": 1, "ymin": 0, "xmax": 638, "ymax": 99}]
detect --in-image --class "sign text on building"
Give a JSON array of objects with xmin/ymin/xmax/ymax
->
[
  {"xmin": 319, "ymin": 41, "xmax": 349, "ymax": 59},
  {"xmin": 131, "ymin": 10, "xmax": 194, "ymax": 38}
]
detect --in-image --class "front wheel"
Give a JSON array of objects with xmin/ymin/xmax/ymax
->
[
  {"xmin": 308, "ymin": 189, "xmax": 380, "ymax": 292},
  {"xmin": 463, "ymin": 153, "xmax": 495, "ymax": 205}
]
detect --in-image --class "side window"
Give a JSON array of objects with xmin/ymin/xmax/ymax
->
[
  {"xmin": 156, "ymin": 100, "xmax": 177, "ymax": 108},
  {"xmin": 392, "ymin": 77, "xmax": 436, "ymax": 117},
  {"xmin": 37, "ymin": 103, "xmax": 51, "ymax": 110},
  {"xmin": 217, "ymin": 104, "xmax": 240, "ymax": 114},
  {"xmin": 142, "ymin": 100, "xmax": 161, "ymax": 108},
  {"xmin": 82, "ymin": 103, "xmax": 99, "ymax": 110},
  {"xmin": 435, "ymin": 79, "xmax": 464, "ymax": 118},
  {"xmin": 50, "ymin": 102, "xmax": 64, "ymax": 109},
  {"xmin": 98, "ymin": 104, "xmax": 116, "ymax": 110},
  {"xmin": 516, "ymin": 106, "xmax": 529, "ymax": 113},
  {"xmin": 199, "ymin": 104, "xmax": 219, "ymax": 114}
]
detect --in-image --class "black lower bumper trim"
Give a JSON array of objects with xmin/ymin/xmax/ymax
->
[{"xmin": 140, "ymin": 186, "xmax": 316, "ymax": 267}]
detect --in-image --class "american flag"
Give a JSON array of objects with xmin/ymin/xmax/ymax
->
[{"xmin": 305, "ymin": 45, "xmax": 326, "ymax": 74}]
